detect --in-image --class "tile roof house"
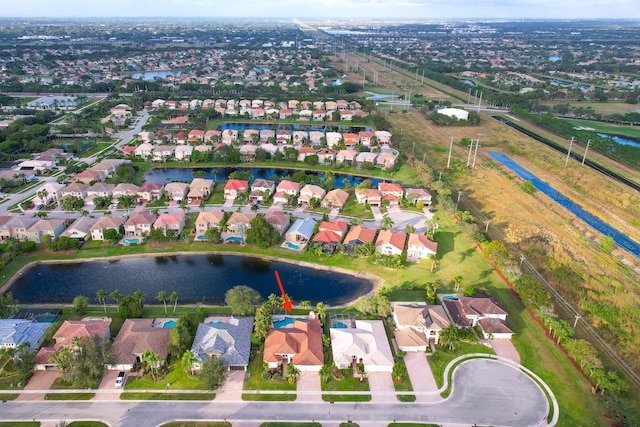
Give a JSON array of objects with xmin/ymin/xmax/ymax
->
[
  {"xmin": 32, "ymin": 182, "xmax": 65, "ymax": 206},
  {"xmin": 0, "ymin": 217, "xmax": 38, "ymax": 241},
  {"xmin": 249, "ymin": 179, "xmax": 275, "ymax": 202},
  {"xmin": 90, "ymin": 216, "xmax": 125, "ymax": 241},
  {"xmin": 113, "ymin": 183, "xmax": 140, "ymax": 198},
  {"xmin": 27, "ymin": 219, "xmax": 66, "ymax": 243},
  {"xmin": 263, "ymin": 316, "xmax": 324, "ymax": 372},
  {"xmin": 190, "ymin": 316, "xmax": 254, "ymax": 371},
  {"xmin": 60, "ymin": 217, "xmax": 97, "ymax": 241},
  {"xmin": 276, "ymin": 180, "xmax": 300, "ymax": 196},
  {"xmin": 137, "ymin": 181, "xmax": 165, "ymax": 202},
  {"xmin": 224, "ymin": 179, "xmax": 249, "ymax": 200},
  {"xmin": 330, "ymin": 320, "xmax": 394, "ymax": 372},
  {"xmin": 405, "ymin": 188, "xmax": 432, "ymax": 205},
  {"xmin": 375, "ymin": 229, "xmax": 407, "ymax": 256},
  {"xmin": 154, "ymin": 213, "xmax": 185, "ymax": 237},
  {"xmin": 195, "ymin": 211, "xmax": 225, "ymax": 236},
  {"xmin": 61, "ymin": 183, "xmax": 89, "ymax": 200},
  {"xmin": 343, "ymin": 225, "xmax": 377, "ymax": 254},
  {"xmin": 73, "ymin": 168, "xmax": 106, "ymax": 184},
  {"xmin": 378, "ymin": 182, "xmax": 404, "ymax": 198},
  {"xmin": 265, "ymin": 212, "xmax": 291, "ymax": 236},
  {"xmin": 440, "ymin": 295, "xmax": 513, "ymax": 339},
  {"xmin": 406, "ymin": 233, "xmax": 438, "ymax": 262},
  {"xmin": 376, "ymin": 151, "xmax": 399, "ymax": 170},
  {"xmin": 392, "ymin": 302, "xmax": 450, "ymax": 350},
  {"xmin": 188, "ymin": 178, "xmax": 215, "ymax": 203},
  {"xmin": 321, "ymin": 189, "xmax": 349, "ymax": 210},
  {"xmin": 110, "ymin": 319, "xmax": 170, "ymax": 371},
  {"xmin": 336, "ymin": 150, "xmax": 357, "ymax": 166},
  {"xmin": 124, "ymin": 210, "xmax": 157, "ymax": 237},
  {"xmin": 152, "ymin": 145, "xmax": 175, "ymax": 162},
  {"xmin": 226, "ymin": 212, "xmax": 256, "ymax": 233},
  {"xmin": 35, "ymin": 319, "xmax": 111, "ymax": 370},
  {"xmin": 355, "ymin": 152, "xmax": 378, "ymax": 168},
  {"xmin": 164, "ymin": 182, "xmax": 190, "ymax": 202},
  {"xmin": 298, "ymin": 184, "xmax": 326, "ymax": 205},
  {"xmin": 355, "ymin": 189, "xmax": 382, "ymax": 206},
  {"xmin": 0, "ymin": 319, "xmax": 49, "ymax": 349},
  {"xmin": 87, "ymin": 183, "xmax": 115, "ymax": 202},
  {"xmin": 313, "ymin": 220, "xmax": 348, "ymax": 253}
]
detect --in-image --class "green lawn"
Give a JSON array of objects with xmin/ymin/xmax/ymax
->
[
  {"xmin": 44, "ymin": 392, "xmax": 95, "ymax": 400},
  {"xmin": 68, "ymin": 422, "xmax": 109, "ymax": 427},
  {"xmin": 392, "ymin": 358, "xmax": 415, "ymax": 402},
  {"xmin": 321, "ymin": 371, "xmax": 371, "ymax": 402},
  {"xmin": 125, "ymin": 364, "xmax": 207, "ymax": 391},
  {"xmin": 559, "ymin": 118, "xmax": 640, "ymax": 139},
  {"xmin": 159, "ymin": 423, "xmax": 230, "ymax": 427},
  {"xmin": 340, "ymin": 195, "xmax": 374, "ymax": 220},
  {"xmin": 0, "ymin": 423, "xmax": 39, "ymax": 427},
  {"xmin": 120, "ymin": 392, "xmax": 215, "ymax": 400},
  {"xmin": 242, "ymin": 349, "xmax": 295, "ymax": 401},
  {"xmin": 261, "ymin": 424, "xmax": 321, "ymax": 427},
  {"xmin": 0, "ymin": 393, "xmax": 18, "ymax": 400},
  {"xmin": 50, "ymin": 377, "xmax": 77, "ymax": 390},
  {"xmin": 428, "ymin": 343, "xmax": 494, "ymax": 389},
  {"xmin": 77, "ymin": 142, "xmax": 113, "ymax": 158}
]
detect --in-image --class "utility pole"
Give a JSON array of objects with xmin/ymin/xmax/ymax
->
[
  {"xmin": 421, "ymin": 69, "xmax": 425, "ymax": 84},
  {"xmin": 485, "ymin": 220, "xmax": 491, "ymax": 233},
  {"xmin": 582, "ymin": 140, "xmax": 591, "ymax": 166},
  {"xmin": 472, "ymin": 139, "xmax": 480, "ymax": 168},
  {"xmin": 574, "ymin": 314, "xmax": 582, "ymax": 327},
  {"xmin": 456, "ymin": 191, "xmax": 462, "ymax": 210},
  {"xmin": 362, "ymin": 70, "xmax": 365, "ymax": 89},
  {"xmin": 467, "ymin": 88, "xmax": 472, "ymax": 106},
  {"xmin": 565, "ymin": 137, "xmax": 574, "ymax": 166},
  {"xmin": 447, "ymin": 137, "xmax": 454, "ymax": 169},
  {"xmin": 520, "ymin": 255, "xmax": 525, "ymax": 267},
  {"xmin": 467, "ymin": 139, "xmax": 474, "ymax": 166},
  {"xmin": 477, "ymin": 91, "xmax": 482, "ymax": 113}
]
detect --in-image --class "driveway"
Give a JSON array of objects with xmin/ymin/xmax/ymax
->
[
  {"xmin": 296, "ymin": 371, "xmax": 321, "ymax": 402},
  {"xmin": 215, "ymin": 370, "xmax": 245, "ymax": 401},
  {"xmin": 404, "ymin": 352, "xmax": 442, "ymax": 402},
  {"xmin": 17, "ymin": 370, "xmax": 58, "ymax": 401},
  {"xmin": 93, "ymin": 370, "xmax": 125, "ymax": 401},
  {"xmin": 490, "ymin": 339, "xmax": 521, "ymax": 365},
  {"xmin": 367, "ymin": 372, "xmax": 394, "ymax": 403}
]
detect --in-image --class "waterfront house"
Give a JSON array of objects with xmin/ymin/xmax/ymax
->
[
  {"xmin": 190, "ymin": 316, "xmax": 253, "ymax": 371},
  {"xmin": 284, "ymin": 218, "xmax": 316, "ymax": 246},
  {"xmin": 109, "ymin": 319, "xmax": 170, "ymax": 371},
  {"xmin": 124, "ymin": 210, "xmax": 157, "ymax": 237},
  {"xmin": 263, "ymin": 315, "xmax": 323, "ymax": 372},
  {"xmin": 405, "ymin": 188, "xmax": 432, "ymax": 206},
  {"xmin": 153, "ymin": 213, "xmax": 185, "ymax": 237},
  {"xmin": 276, "ymin": 180, "xmax": 300, "ymax": 197},
  {"xmin": 354, "ymin": 189, "xmax": 382, "ymax": 206},
  {"xmin": 60, "ymin": 217, "xmax": 97, "ymax": 242},
  {"xmin": 249, "ymin": 179, "xmax": 275, "ymax": 203},
  {"xmin": 239, "ymin": 144, "xmax": 257, "ymax": 162},
  {"xmin": 224, "ymin": 179, "xmax": 248, "ymax": 201},
  {"xmin": 195, "ymin": 211, "xmax": 224, "ymax": 236},
  {"xmin": 355, "ymin": 152, "xmax": 378, "ymax": 168},
  {"xmin": 0, "ymin": 217, "xmax": 38, "ymax": 241},
  {"xmin": 137, "ymin": 182, "xmax": 165, "ymax": 202},
  {"xmin": 164, "ymin": 182, "xmax": 190, "ymax": 202},
  {"xmin": 376, "ymin": 151, "xmax": 398, "ymax": 170},
  {"xmin": 298, "ymin": 184, "xmax": 326, "ymax": 205},
  {"xmin": 152, "ymin": 145, "xmax": 175, "ymax": 162},
  {"xmin": 27, "ymin": 219, "xmax": 66, "ymax": 243},
  {"xmin": 265, "ymin": 212, "xmax": 290, "ymax": 236},
  {"xmin": 35, "ymin": 319, "xmax": 111, "ymax": 370},
  {"xmin": 226, "ymin": 212, "xmax": 256, "ymax": 234},
  {"xmin": 330, "ymin": 320, "xmax": 394, "ymax": 372},
  {"xmin": 440, "ymin": 295, "xmax": 514, "ymax": 339},
  {"xmin": 336, "ymin": 150, "xmax": 357, "ymax": 166},
  {"xmin": 134, "ymin": 143, "xmax": 154, "ymax": 159},
  {"xmin": 321, "ymin": 189, "xmax": 349, "ymax": 210},
  {"xmin": 375, "ymin": 229, "xmax": 406, "ymax": 256},
  {"xmin": 188, "ymin": 178, "xmax": 215, "ymax": 203},
  {"xmin": 391, "ymin": 302, "xmax": 450, "ymax": 350},
  {"xmin": 0, "ymin": 319, "xmax": 49, "ymax": 350},
  {"xmin": 90, "ymin": 216, "xmax": 124, "ymax": 241},
  {"xmin": 312, "ymin": 220, "xmax": 348, "ymax": 253},
  {"xmin": 342, "ymin": 225, "xmax": 377, "ymax": 254},
  {"xmin": 378, "ymin": 182, "xmax": 404, "ymax": 199}
]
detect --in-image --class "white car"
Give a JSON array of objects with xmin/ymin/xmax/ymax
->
[{"xmin": 115, "ymin": 371, "xmax": 126, "ymax": 388}]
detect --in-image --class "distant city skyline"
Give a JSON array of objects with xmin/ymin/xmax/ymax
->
[{"xmin": 2, "ymin": 0, "xmax": 640, "ymax": 20}]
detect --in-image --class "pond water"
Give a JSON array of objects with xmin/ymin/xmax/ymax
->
[
  {"xmin": 8, "ymin": 254, "xmax": 373, "ymax": 306},
  {"xmin": 131, "ymin": 70, "xmax": 182, "ymax": 81},
  {"xmin": 597, "ymin": 133, "xmax": 640, "ymax": 148},
  {"xmin": 489, "ymin": 151, "xmax": 640, "ymax": 257},
  {"xmin": 143, "ymin": 167, "xmax": 383, "ymax": 188}
]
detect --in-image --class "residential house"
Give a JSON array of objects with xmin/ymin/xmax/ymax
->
[
  {"xmin": 113, "ymin": 183, "xmax": 140, "ymax": 199},
  {"xmin": 195, "ymin": 211, "xmax": 225, "ymax": 236},
  {"xmin": 60, "ymin": 217, "xmax": 97, "ymax": 242},
  {"xmin": 284, "ymin": 218, "xmax": 316, "ymax": 246},
  {"xmin": 61, "ymin": 183, "xmax": 89, "ymax": 200},
  {"xmin": 0, "ymin": 217, "xmax": 38, "ymax": 241},
  {"xmin": 175, "ymin": 145, "xmax": 193, "ymax": 161},
  {"xmin": 391, "ymin": 302, "xmax": 450, "ymax": 350},
  {"xmin": 312, "ymin": 110, "xmax": 326, "ymax": 121},
  {"xmin": 91, "ymin": 159, "xmax": 130, "ymax": 178},
  {"xmin": 312, "ymin": 220, "xmax": 348, "ymax": 253},
  {"xmin": 325, "ymin": 101, "xmax": 337, "ymax": 111},
  {"xmin": 355, "ymin": 152, "xmax": 378, "ymax": 168},
  {"xmin": 265, "ymin": 212, "xmax": 290, "ymax": 236},
  {"xmin": 239, "ymin": 144, "xmax": 257, "ymax": 162},
  {"xmin": 86, "ymin": 183, "xmax": 115, "ymax": 203},
  {"xmin": 298, "ymin": 184, "xmax": 326, "ymax": 205},
  {"xmin": 190, "ymin": 316, "xmax": 254, "ymax": 371},
  {"xmin": 354, "ymin": 189, "xmax": 382, "ymax": 206},
  {"xmin": 0, "ymin": 319, "xmax": 49, "ymax": 349},
  {"xmin": 358, "ymin": 131, "xmax": 375, "ymax": 146},
  {"xmin": 343, "ymin": 133, "xmax": 359, "ymax": 147},
  {"xmin": 73, "ymin": 169, "xmax": 105, "ymax": 184},
  {"xmin": 321, "ymin": 189, "xmax": 349, "ymax": 210},
  {"xmin": 375, "ymin": 230, "xmax": 406, "ymax": 256},
  {"xmin": 316, "ymin": 148, "xmax": 336, "ymax": 164},
  {"xmin": 330, "ymin": 320, "xmax": 394, "ymax": 372},
  {"xmin": 260, "ymin": 129, "xmax": 275, "ymax": 142},
  {"xmin": 297, "ymin": 147, "xmax": 316, "ymax": 162},
  {"xmin": 374, "ymin": 130, "xmax": 392, "ymax": 145},
  {"xmin": 405, "ymin": 188, "xmax": 432, "ymax": 206},
  {"xmin": 27, "ymin": 219, "xmax": 66, "ymax": 243},
  {"xmin": 249, "ymin": 179, "xmax": 275, "ymax": 203},
  {"xmin": 204, "ymin": 130, "xmax": 222, "ymax": 143},
  {"xmin": 152, "ymin": 145, "xmax": 175, "ymax": 162},
  {"xmin": 276, "ymin": 180, "xmax": 300, "ymax": 197},
  {"xmin": 134, "ymin": 143, "xmax": 154, "ymax": 159},
  {"xmin": 440, "ymin": 295, "xmax": 514, "ymax": 339},
  {"xmin": 308, "ymin": 131, "xmax": 324, "ymax": 145},
  {"xmin": 188, "ymin": 129, "xmax": 205, "ymax": 143},
  {"xmin": 224, "ymin": 179, "xmax": 249, "ymax": 201},
  {"xmin": 154, "ymin": 213, "xmax": 185, "ymax": 237},
  {"xmin": 90, "ymin": 216, "xmax": 124, "ymax": 241},
  {"xmin": 226, "ymin": 212, "xmax": 256, "ymax": 234},
  {"xmin": 164, "ymin": 182, "xmax": 190, "ymax": 202},
  {"xmin": 407, "ymin": 233, "xmax": 438, "ymax": 262},
  {"xmin": 325, "ymin": 132, "xmax": 342, "ymax": 148},
  {"xmin": 124, "ymin": 210, "xmax": 157, "ymax": 237},
  {"xmin": 35, "ymin": 319, "xmax": 111, "ymax": 370},
  {"xmin": 32, "ymin": 182, "xmax": 65, "ymax": 206},
  {"xmin": 343, "ymin": 225, "xmax": 377, "ymax": 254},
  {"xmin": 376, "ymin": 151, "xmax": 398, "ymax": 170},
  {"xmin": 109, "ymin": 319, "xmax": 170, "ymax": 371},
  {"xmin": 378, "ymin": 182, "xmax": 404, "ymax": 199},
  {"xmin": 263, "ymin": 316, "xmax": 324, "ymax": 372},
  {"xmin": 336, "ymin": 150, "xmax": 357, "ymax": 166},
  {"xmin": 137, "ymin": 182, "xmax": 165, "ymax": 202},
  {"xmin": 188, "ymin": 178, "xmax": 215, "ymax": 203}
]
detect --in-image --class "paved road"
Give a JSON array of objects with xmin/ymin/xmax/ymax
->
[{"xmin": 0, "ymin": 359, "xmax": 548, "ymax": 427}]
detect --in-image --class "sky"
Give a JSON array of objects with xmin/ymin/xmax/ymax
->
[{"xmin": 2, "ymin": 0, "xmax": 640, "ymax": 20}]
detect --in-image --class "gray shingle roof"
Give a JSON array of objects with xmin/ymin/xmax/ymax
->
[
  {"xmin": 191, "ymin": 317, "xmax": 253, "ymax": 368},
  {"xmin": 0, "ymin": 319, "xmax": 49, "ymax": 349}
]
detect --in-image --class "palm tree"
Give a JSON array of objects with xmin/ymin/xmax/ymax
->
[
  {"xmin": 439, "ymin": 324, "xmax": 461, "ymax": 350},
  {"xmin": 211, "ymin": 168, "xmax": 218, "ymax": 182},
  {"xmin": 181, "ymin": 350, "xmax": 196, "ymax": 376},
  {"xmin": 453, "ymin": 275, "xmax": 463, "ymax": 292},
  {"xmin": 381, "ymin": 215, "xmax": 394, "ymax": 230},
  {"xmin": 300, "ymin": 300, "xmax": 311, "ymax": 311},
  {"xmin": 96, "ymin": 289, "xmax": 107, "ymax": 313},
  {"xmin": 110, "ymin": 289, "xmax": 122, "ymax": 312},
  {"xmin": 315, "ymin": 302, "xmax": 327, "ymax": 323},
  {"xmin": 141, "ymin": 349, "xmax": 160, "ymax": 380},
  {"xmin": 404, "ymin": 224, "xmax": 416, "ymax": 234},
  {"xmin": 156, "ymin": 291, "xmax": 168, "ymax": 314},
  {"xmin": 169, "ymin": 292, "xmax": 178, "ymax": 313},
  {"xmin": 286, "ymin": 363, "xmax": 300, "ymax": 385}
]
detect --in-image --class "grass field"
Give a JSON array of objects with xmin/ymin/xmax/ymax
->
[
  {"xmin": 559, "ymin": 118, "xmax": 640, "ymax": 139},
  {"xmin": 44, "ymin": 392, "xmax": 95, "ymax": 400},
  {"xmin": 68, "ymin": 422, "xmax": 109, "ymax": 427},
  {"xmin": 160, "ymin": 423, "xmax": 230, "ymax": 427},
  {"xmin": 125, "ymin": 364, "xmax": 207, "ymax": 391},
  {"xmin": 541, "ymin": 101, "xmax": 640, "ymax": 115},
  {"xmin": 120, "ymin": 392, "xmax": 215, "ymax": 400}
]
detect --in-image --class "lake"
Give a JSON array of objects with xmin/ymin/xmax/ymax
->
[
  {"xmin": 143, "ymin": 167, "xmax": 383, "ymax": 188},
  {"xmin": 8, "ymin": 254, "xmax": 373, "ymax": 306},
  {"xmin": 597, "ymin": 133, "xmax": 640, "ymax": 148}
]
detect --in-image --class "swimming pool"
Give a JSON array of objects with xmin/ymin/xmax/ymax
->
[
  {"xmin": 272, "ymin": 317, "xmax": 305, "ymax": 328},
  {"xmin": 208, "ymin": 318, "xmax": 223, "ymax": 324},
  {"xmin": 285, "ymin": 242, "xmax": 301, "ymax": 250},
  {"xmin": 226, "ymin": 236, "xmax": 243, "ymax": 243},
  {"xmin": 122, "ymin": 238, "xmax": 141, "ymax": 245},
  {"xmin": 196, "ymin": 235, "xmax": 206, "ymax": 241},
  {"xmin": 163, "ymin": 320, "xmax": 176, "ymax": 328},
  {"xmin": 333, "ymin": 321, "xmax": 347, "ymax": 328}
]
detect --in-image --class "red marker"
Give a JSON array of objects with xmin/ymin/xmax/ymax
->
[{"xmin": 274, "ymin": 270, "xmax": 292, "ymax": 313}]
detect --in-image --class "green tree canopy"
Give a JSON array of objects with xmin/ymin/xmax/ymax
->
[
  {"xmin": 201, "ymin": 355, "xmax": 228, "ymax": 390},
  {"xmin": 225, "ymin": 285, "xmax": 262, "ymax": 315}
]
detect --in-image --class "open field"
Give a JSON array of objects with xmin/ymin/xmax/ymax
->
[
  {"xmin": 541, "ymin": 101, "xmax": 640, "ymax": 115},
  {"xmin": 559, "ymin": 117, "xmax": 640, "ymax": 139}
]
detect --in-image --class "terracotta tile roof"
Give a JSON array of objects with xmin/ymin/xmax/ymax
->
[
  {"xmin": 375, "ymin": 229, "xmax": 407, "ymax": 250},
  {"xmin": 263, "ymin": 319, "xmax": 323, "ymax": 367},
  {"xmin": 111, "ymin": 319, "xmax": 170, "ymax": 366},
  {"xmin": 343, "ymin": 225, "xmax": 377, "ymax": 245}
]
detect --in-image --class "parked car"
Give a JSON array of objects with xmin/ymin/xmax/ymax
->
[{"xmin": 115, "ymin": 371, "xmax": 126, "ymax": 388}]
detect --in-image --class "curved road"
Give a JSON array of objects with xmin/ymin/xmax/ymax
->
[{"xmin": 0, "ymin": 359, "xmax": 549, "ymax": 427}]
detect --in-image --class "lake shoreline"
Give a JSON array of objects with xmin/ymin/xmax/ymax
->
[{"xmin": 4, "ymin": 251, "xmax": 383, "ymax": 308}]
